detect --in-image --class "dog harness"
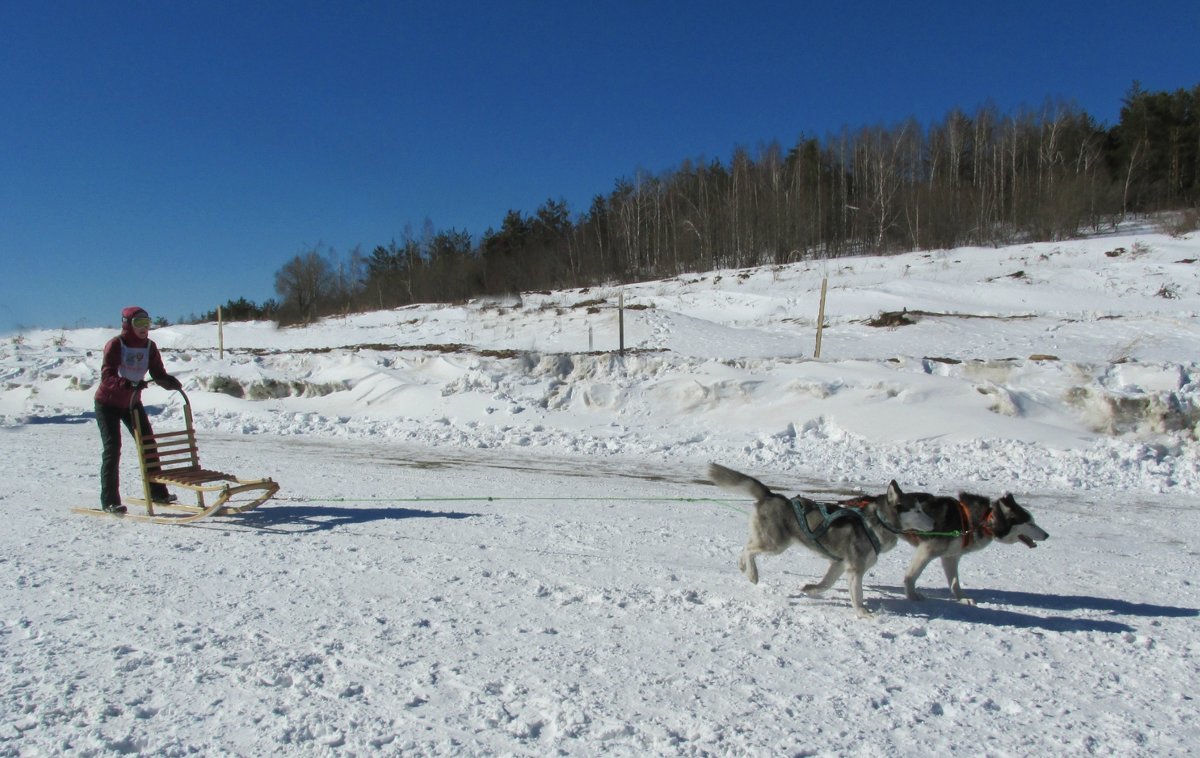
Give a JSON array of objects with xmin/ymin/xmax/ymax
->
[
  {"xmin": 790, "ymin": 497, "xmax": 883, "ymax": 559},
  {"xmin": 956, "ymin": 499, "xmax": 997, "ymax": 549}
]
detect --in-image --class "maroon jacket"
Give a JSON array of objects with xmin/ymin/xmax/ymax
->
[{"xmin": 93, "ymin": 313, "xmax": 177, "ymax": 409}]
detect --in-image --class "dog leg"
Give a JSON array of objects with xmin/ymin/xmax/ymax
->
[
  {"xmin": 941, "ymin": 556, "xmax": 975, "ymax": 605},
  {"xmin": 802, "ymin": 561, "xmax": 844, "ymax": 597},
  {"xmin": 738, "ymin": 547, "xmax": 760, "ymax": 584},
  {"xmin": 847, "ymin": 567, "xmax": 874, "ymax": 618},
  {"xmin": 903, "ymin": 546, "xmax": 938, "ymax": 601}
]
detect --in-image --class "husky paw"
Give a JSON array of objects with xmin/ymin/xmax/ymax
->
[
  {"xmin": 739, "ymin": 555, "xmax": 759, "ymax": 584},
  {"xmin": 855, "ymin": 607, "xmax": 876, "ymax": 619},
  {"xmin": 801, "ymin": 584, "xmax": 826, "ymax": 596},
  {"xmin": 957, "ymin": 597, "xmax": 977, "ymax": 606},
  {"xmin": 905, "ymin": 590, "xmax": 927, "ymax": 602}
]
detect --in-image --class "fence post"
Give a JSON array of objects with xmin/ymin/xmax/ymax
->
[
  {"xmin": 218, "ymin": 305, "xmax": 224, "ymax": 360},
  {"xmin": 814, "ymin": 278, "xmax": 827, "ymax": 358},
  {"xmin": 618, "ymin": 291, "xmax": 625, "ymax": 355}
]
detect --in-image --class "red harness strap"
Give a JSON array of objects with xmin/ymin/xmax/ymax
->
[{"xmin": 956, "ymin": 498, "xmax": 996, "ymax": 549}]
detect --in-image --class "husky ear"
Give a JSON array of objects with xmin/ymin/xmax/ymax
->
[
  {"xmin": 991, "ymin": 495, "xmax": 1013, "ymax": 531},
  {"xmin": 887, "ymin": 480, "xmax": 902, "ymax": 505}
]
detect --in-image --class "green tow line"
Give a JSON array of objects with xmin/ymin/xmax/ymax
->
[{"xmin": 275, "ymin": 494, "xmax": 750, "ymax": 516}]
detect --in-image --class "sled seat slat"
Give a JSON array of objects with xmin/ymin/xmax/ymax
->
[
  {"xmin": 145, "ymin": 450, "xmax": 201, "ymax": 464},
  {"xmin": 147, "ymin": 428, "xmax": 191, "ymax": 440},
  {"xmin": 153, "ymin": 469, "xmax": 238, "ymax": 486}
]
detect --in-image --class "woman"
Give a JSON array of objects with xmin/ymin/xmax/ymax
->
[{"xmin": 93, "ymin": 306, "xmax": 183, "ymax": 513}]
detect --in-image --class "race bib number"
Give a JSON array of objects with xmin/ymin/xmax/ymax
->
[{"xmin": 119, "ymin": 342, "xmax": 150, "ymax": 383}]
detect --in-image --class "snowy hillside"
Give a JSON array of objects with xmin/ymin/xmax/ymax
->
[{"xmin": 6, "ymin": 230, "xmax": 1200, "ymax": 494}]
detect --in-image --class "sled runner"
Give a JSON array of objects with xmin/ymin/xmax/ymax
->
[{"xmin": 74, "ymin": 387, "xmax": 279, "ymax": 524}]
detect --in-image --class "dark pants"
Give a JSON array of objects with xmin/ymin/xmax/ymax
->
[{"xmin": 95, "ymin": 400, "xmax": 169, "ymax": 507}]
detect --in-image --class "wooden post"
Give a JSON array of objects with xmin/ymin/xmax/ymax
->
[
  {"xmin": 618, "ymin": 291, "xmax": 625, "ymax": 355},
  {"xmin": 814, "ymin": 278, "xmax": 828, "ymax": 358},
  {"xmin": 218, "ymin": 305, "xmax": 224, "ymax": 360}
]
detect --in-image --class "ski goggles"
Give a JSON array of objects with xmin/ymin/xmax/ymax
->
[{"xmin": 130, "ymin": 317, "xmax": 152, "ymax": 328}]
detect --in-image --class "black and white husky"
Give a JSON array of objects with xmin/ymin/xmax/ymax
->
[
  {"xmin": 708, "ymin": 463, "xmax": 935, "ymax": 617},
  {"xmin": 902, "ymin": 491, "xmax": 1049, "ymax": 605}
]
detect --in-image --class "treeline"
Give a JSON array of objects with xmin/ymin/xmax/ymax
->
[
  {"xmin": 225, "ymin": 82, "xmax": 1200, "ymax": 326},
  {"xmin": 188, "ymin": 297, "xmax": 280, "ymax": 324}
]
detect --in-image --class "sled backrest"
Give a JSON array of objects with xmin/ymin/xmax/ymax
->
[
  {"xmin": 138, "ymin": 426, "xmax": 203, "ymax": 476},
  {"xmin": 130, "ymin": 387, "xmax": 204, "ymax": 479}
]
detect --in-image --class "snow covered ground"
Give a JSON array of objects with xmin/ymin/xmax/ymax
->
[{"xmin": 2, "ymin": 230, "xmax": 1199, "ymax": 755}]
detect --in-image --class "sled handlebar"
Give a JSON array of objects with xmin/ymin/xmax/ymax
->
[{"xmin": 130, "ymin": 383, "xmax": 191, "ymax": 412}]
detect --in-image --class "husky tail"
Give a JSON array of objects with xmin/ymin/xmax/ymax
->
[{"xmin": 708, "ymin": 463, "xmax": 774, "ymax": 502}]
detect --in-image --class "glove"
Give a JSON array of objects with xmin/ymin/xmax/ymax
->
[{"xmin": 159, "ymin": 376, "xmax": 183, "ymax": 391}]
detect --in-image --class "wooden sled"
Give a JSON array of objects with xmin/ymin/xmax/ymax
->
[{"xmin": 74, "ymin": 387, "xmax": 279, "ymax": 524}]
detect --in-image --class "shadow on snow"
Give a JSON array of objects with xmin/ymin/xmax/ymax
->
[
  {"xmin": 6, "ymin": 411, "xmax": 95, "ymax": 426},
  {"xmin": 867, "ymin": 584, "xmax": 1196, "ymax": 633},
  {"xmin": 225, "ymin": 502, "xmax": 480, "ymax": 533}
]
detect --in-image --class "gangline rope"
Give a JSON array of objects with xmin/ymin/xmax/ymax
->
[{"xmin": 274, "ymin": 494, "xmax": 750, "ymax": 515}]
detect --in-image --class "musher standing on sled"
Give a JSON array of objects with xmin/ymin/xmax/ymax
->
[{"xmin": 93, "ymin": 306, "xmax": 183, "ymax": 513}]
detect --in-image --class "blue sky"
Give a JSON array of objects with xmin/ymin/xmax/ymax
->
[{"xmin": 2, "ymin": 1, "xmax": 1196, "ymax": 333}]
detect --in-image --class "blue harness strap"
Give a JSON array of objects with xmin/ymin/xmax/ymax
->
[{"xmin": 790, "ymin": 497, "xmax": 883, "ymax": 559}]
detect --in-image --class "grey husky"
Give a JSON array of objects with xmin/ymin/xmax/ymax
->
[
  {"xmin": 902, "ymin": 491, "xmax": 1049, "ymax": 605},
  {"xmin": 708, "ymin": 463, "xmax": 935, "ymax": 617}
]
